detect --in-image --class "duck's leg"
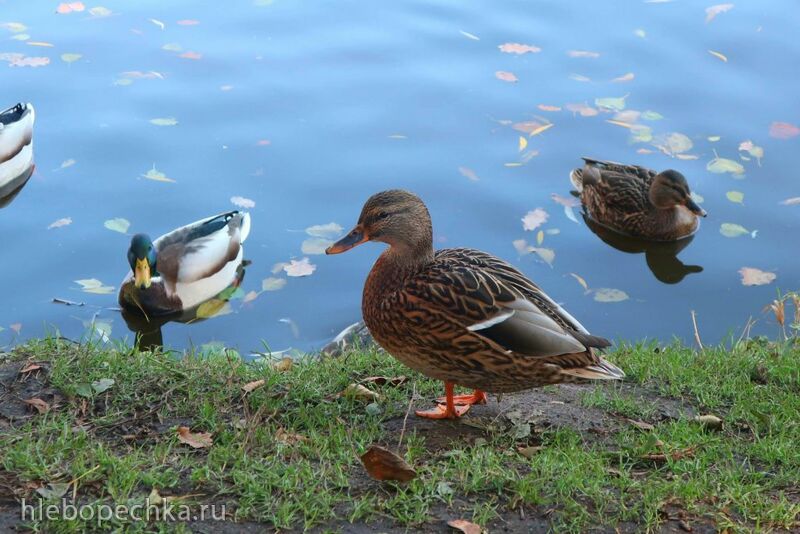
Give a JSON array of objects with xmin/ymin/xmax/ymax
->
[
  {"xmin": 439, "ymin": 389, "xmax": 488, "ymax": 406},
  {"xmin": 415, "ymin": 382, "xmax": 470, "ymax": 419}
]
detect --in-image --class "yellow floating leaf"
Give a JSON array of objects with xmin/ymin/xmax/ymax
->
[
  {"xmin": 606, "ymin": 119, "xmax": 634, "ymax": 129},
  {"xmin": 612, "ymin": 72, "xmax": 635, "ymax": 83},
  {"xmin": 707, "ymin": 156, "xmax": 744, "ymax": 175},
  {"xmin": 528, "ymin": 123, "xmax": 554, "ymax": 137},
  {"xmin": 518, "ymin": 136, "xmax": 528, "ymax": 152},
  {"xmin": 595, "ymin": 95, "xmax": 628, "ymax": 111},
  {"xmin": 27, "ymin": 41, "xmax": 54, "ymax": 47},
  {"xmin": 726, "ymin": 191, "xmax": 744, "ymax": 204},
  {"xmin": 594, "ymin": 288, "xmax": 629, "ymax": 303},
  {"xmin": 458, "ymin": 166, "xmax": 479, "ymax": 181},
  {"xmin": 149, "ymin": 117, "xmax": 178, "ymax": 126},
  {"xmin": 570, "ymin": 273, "xmax": 589, "ymax": 292},
  {"xmin": 719, "ymin": 223, "xmax": 749, "ymax": 238},
  {"xmin": 141, "ymin": 165, "xmax": 176, "ymax": 183},
  {"xmin": 708, "ymin": 50, "xmax": 727, "ymax": 62},
  {"xmin": 60, "ymin": 53, "xmax": 82, "ymax": 63}
]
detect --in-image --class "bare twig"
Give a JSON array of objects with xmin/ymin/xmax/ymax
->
[
  {"xmin": 690, "ymin": 310, "xmax": 703, "ymax": 350},
  {"xmin": 52, "ymin": 298, "xmax": 85, "ymax": 307},
  {"xmin": 397, "ymin": 383, "xmax": 416, "ymax": 451}
]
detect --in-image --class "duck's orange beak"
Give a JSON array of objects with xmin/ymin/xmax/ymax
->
[{"xmin": 326, "ymin": 225, "xmax": 368, "ymax": 254}]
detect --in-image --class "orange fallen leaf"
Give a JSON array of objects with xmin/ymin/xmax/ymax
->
[
  {"xmin": 241, "ymin": 379, "xmax": 265, "ymax": 393},
  {"xmin": 769, "ymin": 122, "xmax": 800, "ymax": 139},
  {"xmin": 20, "ymin": 363, "xmax": 42, "ymax": 374},
  {"xmin": 641, "ymin": 446, "xmax": 696, "ymax": 463},
  {"xmin": 528, "ymin": 123, "xmax": 554, "ymax": 137},
  {"xmin": 448, "ymin": 519, "xmax": 482, "ymax": 534},
  {"xmin": 179, "ymin": 51, "xmax": 202, "ymax": 60},
  {"xmin": 565, "ymin": 102, "xmax": 598, "ymax": 117},
  {"xmin": 537, "ymin": 104, "xmax": 561, "ymax": 112},
  {"xmin": 498, "ymin": 43, "xmax": 540, "ymax": 54},
  {"xmin": 177, "ymin": 426, "xmax": 213, "ymax": 448},
  {"xmin": 275, "ymin": 427, "xmax": 307, "ymax": 445},
  {"xmin": 360, "ymin": 445, "xmax": 416, "ymax": 482},
  {"xmin": 24, "ymin": 398, "xmax": 50, "ymax": 414},
  {"xmin": 739, "ymin": 267, "xmax": 776, "ymax": 286},
  {"xmin": 495, "ymin": 70, "xmax": 518, "ymax": 83}
]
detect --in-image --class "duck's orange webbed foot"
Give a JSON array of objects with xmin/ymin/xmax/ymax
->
[
  {"xmin": 415, "ymin": 382, "xmax": 484, "ymax": 419},
  {"xmin": 438, "ymin": 389, "xmax": 487, "ymax": 407}
]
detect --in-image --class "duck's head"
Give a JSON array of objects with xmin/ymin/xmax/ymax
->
[
  {"xmin": 326, "ymin": 189, "xmax": 433, "ymax": 256},
  {"xmin": 127, "ymin": 234, "xmax": 157, "ymax": 289},
  {"xmin": 650, "ymin": 170, "xmax": 707, "ymax": 217}
]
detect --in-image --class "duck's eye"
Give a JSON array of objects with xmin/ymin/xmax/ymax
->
[{"xmin": 377, "ymin": 211, "xmax": 390, "ymax": 220}]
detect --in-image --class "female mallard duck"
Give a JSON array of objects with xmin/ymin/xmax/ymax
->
[
  {"xmin": 570, "ymin": 157, "xmax": 707, "ymax": 241},
  {"xmin": 118, "ymin": 211, "xmax": 251, "ymax": 317},
  {"xmin": 326, "ymin": 190, "xmax": 623, "ymax": 419},
  {"xmin": 0, "ymin": 103, "xmax": 35, "ymax": 206}
]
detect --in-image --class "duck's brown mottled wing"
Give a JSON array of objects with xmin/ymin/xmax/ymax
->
[{"xmin": 401, "ymin": 249, "xmax": 608, "ymax": 358}]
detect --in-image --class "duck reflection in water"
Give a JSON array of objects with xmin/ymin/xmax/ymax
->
[
  {"xmin": 121, "ymin": 262, "xmax": 248, "ymax": 351},
  {"xmin": 583, "ymin": 214, "xmax": 703, "ymax": 284}
]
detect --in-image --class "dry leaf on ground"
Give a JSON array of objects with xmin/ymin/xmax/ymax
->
[
  {"xmin": 360, "ymin": 445, "xmax": 416, "ymax": 482},
  {"xmin": 177, "ymin": 426, "xmax": 213, "ymax": 448}
]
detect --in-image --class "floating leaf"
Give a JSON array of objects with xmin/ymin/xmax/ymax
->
[
  {"xmin": 284, "ymin": 258, "xmax": 316, "ymax": 277},
  {"xmin": 595, "ymin": 95, "xmax": 627, "ymax": 111},
  {"xmin": 518, "ymin": 136, "xmax": 528, "ymax": 152},
  {"xmin": 498, "ymin": 43, "xmax": 540, "ymax": 54},
  {"xmin": 458, "ymin": 166, "xmax": 479, "ymax": 181},
  {"xmin": 8, "ymin": 56, "xmax": 50, "ymax": 68},
  {"xmin": 719, "ymin": 223, "xmax": 749, "ymax": 238},
  {"xmin": 28, "ymin": 41, "xmax": 54, "ymax": 47},
  {"xmin": 629, "ymin": 125, "xmax": 653, "ymax": 143},
  {"xmin": 360, "ymin": 445, "xmax": 416, "ymax": 482},
  {"xmin": 537, "ymin": 104, "xmax": 561, "ymax": 112},
  {"xmin": 707, "ymin": 156, "xmax": 744, "ymax": 175},
  {"xmin": 536, "ymin": 230, "xmax": 544, "ymax": 245},
  {"xmin": 177, "ymin": 19, "xmax": 200, "ymax": 25},
  {"xmin": 243, "ymin": 290, "xmax": 259, "ymax": 303},
  {"xmin": 230, "ymin": 195, "xmax": 255, "ymax": 208},
  {"xmin": 739, "ymin": 267, "xmax": 776, "ymax": 286},
  {"xmin": 179, "ymin": 51, "xmax": 202, "ymax": 60},
  {"xmin": 726, "ymin": 191, "xmax": 744, "ymax": 204},
  {"xmin": 551, "ymin": 193, "xmax": 580, "ymax": 208},
  {"xmin": 459, "ymin": 30, "xmax": 480, "ymax": 41},
  {"xmin": 261, "ymin": 277, "xmax": 287, "ymax": 291},
  {"xmin": 301, "ymin": 237, "xmax": 332, "ymax": 255},
  {"xmin": 177, "ymin": 426, "xmax": 213, "ymax": 448},
  {"xmin": 705, "ymin": 3, "xmax": 734, "ymax": 23},
  {"xmin": 495, "ymin": 70, "xmax": 518, "ymax": 83},
  {"xmin": 570, "ymin": 273, "xmax": 589, "ymax": 291},
  {"xmin": 60, "ymin": 53, "xmax": 81, "ymax": 63},
  {"xmin": 528, "ymin": 123, "xmax": 554, "ymax": 137},
  {"xmin": 1, "ymin": 22, "xmax": 28, "ymax": 33},
  {"xmin": 104, "ymin": 218, "xmax": 130, "ymax": 233},
  {"xmin": 641, "ymin": 110, "xmax": 663, "ymax": 120},
  {"xmin": 162, "ymin": 43, "xmax": 183, "ymax": 52},
  {"xmin": 196, "ymin": 299, "xmax": 228, "ymax": 318},
  {"xmin": 634, "ymin": 28, "xmax": 646, "ymax": 38},
  {"xmin": 149, "ymin": 18, "xmax": 165, "ymax": 30},
  {"xmin": 531, "ymin": 247, "xmax": 555, "ymax": 266},
  {"xmin": 569, "ymin": 73, "xmax": 591, "ymax": 82},
  {"xmin": 521, "ymin": 208, "xmax": 549, "ymax": 231},
  {"xmin": 565, "ymin": 103, "xmax": 598, "ymax": 117},
  {"xmin": 56, "ymin": 2, "xmax": 85, "ymax": 14},
  {"xmin": 708, "ymin": 50, "xmax": 727, "ymax": 62},
  {"xmin": 9, "ymin": 323, "xmax": 22, "ymax": 334},
  {"xmin": 594, "ymin": 288, "xmax": 629, "ymax": 303},
  {"xmin": 10, "ymin": 34, "xmax": 30, "ymax": 41},
  {"xmin": 738, "ymin": 140, "xmax": 764, "ymax": 164},
  {"xmin": 612, "ymin": 72, "xmax": 635, "ymax": 83},
  {"xmin": 567, "ymin": 50, "xmax": 600, "ymax": 58},
  {"xmin": 708, "ymin": 135, "xmax": 721, "ymax": 142},
  {"xmin": 653, "ymin": 132, "xmax": 692, "ymax": 156},
  {"xmin": 75, "ymin": 278, "xmax": 114, "ymax": 294},
  {"xmin": 780, "ymin": 197, "xmax": 800, "ymax": 206},
  {"xmin": 769, "ymin": 122, "xmax": 799, "ymax": 139},
  {"xmin": 149, "ymin": 117, "xmax": 178, "ymax": 126},
  {"xmin": 48, "ymin": 217, "xmax": 72, "ymax": 229},
  {"xmin": 141, "ymin": 165, "xmax": 175, "ymax": 183},
  {"xmin": 88, "ymin": 6, "xmax": 112, "ymax": 17},
  {"xmin": 305, "ymin": 222, "xmax": 343, "ymax": 238}
]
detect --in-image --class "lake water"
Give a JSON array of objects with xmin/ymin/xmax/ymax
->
[{"xmin": 1, "ymin": 0, "xmax": 799, "ymax": 355}]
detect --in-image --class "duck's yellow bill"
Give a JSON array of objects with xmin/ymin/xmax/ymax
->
[
  {"xmin": 326, "ymin": 227, "xmax": 368, "ymax": 254},
  {"xmin": 134, "ymin": 258, "xmax": 152, "ymax": 289}
]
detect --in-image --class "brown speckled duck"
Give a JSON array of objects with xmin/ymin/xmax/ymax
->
[
  {"xmin": 570, "ymin": 157, "xmax": 707, "ymax": 241},
  {"xmin": 326, "ymin": 190, "xmax": 624, "ymax": 419}
]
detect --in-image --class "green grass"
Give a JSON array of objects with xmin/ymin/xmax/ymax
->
[{"xmin": 0, "ymin": 336, "xmax": 798, "ymax": 532}]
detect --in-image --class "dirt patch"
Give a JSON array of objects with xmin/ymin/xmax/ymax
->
[{"xmin": 0, "ymin": 359, "xmax": 63, "ymax": 424}]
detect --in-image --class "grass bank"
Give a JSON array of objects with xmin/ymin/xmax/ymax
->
[{"xmin": 0, "ymin": 336, "xmax": 798, "ymax": 532}]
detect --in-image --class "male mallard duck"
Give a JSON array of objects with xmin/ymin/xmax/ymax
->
[
  {"xmin": 118, "ymin": 211, "xmax": 251, "ymax": 317},
  {"xmin": 326, "ymin": 190, "xmax": 623, "ymax": 419},
  {"xmin": 570, "ymin": 157, "xmax": 707, "ymax": 241},
  {"xmin": 0, "ymin": 103, "xmax": 35, "ymax": 205}
]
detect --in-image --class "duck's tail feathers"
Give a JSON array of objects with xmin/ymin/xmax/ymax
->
[
  {"xmin": 239, "ymin": 212, "xmax": 251, "ymax": 243},
  {"xmin": 560, "ymin": 357, "xmax": 625, "ymax": 380}
]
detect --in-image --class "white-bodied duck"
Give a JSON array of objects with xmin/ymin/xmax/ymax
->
[
  {"xmin": 118, "ymin": 211, "xmax": 251, "ymax": 317},
  {"xmin": 0, "ymin": 103, "xmax": 35, "ymax": 206}
]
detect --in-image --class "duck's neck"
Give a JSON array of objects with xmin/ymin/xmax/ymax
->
[{"xmin": 363, "ymin": 241, "xmax": 434, "ymax": 310}]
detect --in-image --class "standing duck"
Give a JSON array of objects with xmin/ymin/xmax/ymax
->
[
  {"xmin": 326, "ymin": 190, "xmax": 623, "ymax": 419},
  {"xmin": 0, "ymin": 102, "xmax": 35, "ymax": 207},
  {"xmin": 570, "ymin": 157, "xmax": 706, "ymax": 241},
  {"xmin": 118, "ymin": 211, "xmax": 250, "ymax": 317}
]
